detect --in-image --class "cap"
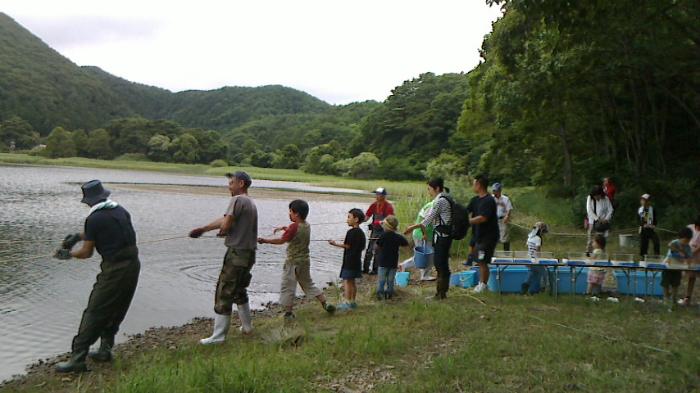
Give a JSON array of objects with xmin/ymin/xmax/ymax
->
[
  {"xmin": 641, "ymin": 193, "xmax": 651, "ymax": 200},
  {"xmin": 492, "ymin": 182, "xmax": 502, "ymax": 192},
  {"xmin": 225, "ymin": 171, "xmax": 252, "ymax": 187},
  {"xmin": 374, "ymin": 187, "xmax": 387, "ymax": 196}
]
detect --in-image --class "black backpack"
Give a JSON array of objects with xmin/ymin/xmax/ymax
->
[{"xmin": 438, "ymin": 195, "xmax": 470, "ymax": 240}]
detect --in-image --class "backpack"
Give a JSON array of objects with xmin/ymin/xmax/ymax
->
[{"xmin": 438, "ymin": 195, "xmax": 470, "ymax": 240}]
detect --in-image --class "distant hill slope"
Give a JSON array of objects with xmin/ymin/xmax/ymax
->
[{"xmin": 0, "ymin": 13, "xmax": 330, "ymax": 133}]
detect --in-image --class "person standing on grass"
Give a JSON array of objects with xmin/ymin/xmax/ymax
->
[
  {"xmin": 53, "ymin": 180, "xmax": 141, "ymax": 373},
  {"xmin": 404, "ymin": 178, "xmax": 453, "ymax": 299},
  {"xmin": 521, "ymin": 222, "xmax": 548, "ymax": 295},
  {"xmin": 679, "ymin": 215, "xmax": 700, "ymax": 306},
  {"xmin": 376, "ymin": 215, "xmax": 409, "ymax": 300},
  {"xmin": 492, "ymin": 182, "xmax": 513, "ymax": 251},
  {"xmin": 586, "ymin": 234, "xmax": 607, "ymax": 301},
  {"xmin": 329, "ymin": 208, "xmax": 366, "ymax": 311},
  {"xmin": 469, "ymin": 175, "xmax": 499, "ymax": 294},
  {"xmin": 189, "ymin": 171, "xmax": 257, "ymax": 345},
  {"xmin": 399, "ymin": 199, "xmax": 436, "ymax": 281},
  {"xmin": 363, "ymin": 187, "xmax": 395, "ymax": 275},
  {"xmin": 662, "ymin": 227, "xmax": 693, "ymax": 308},
  {"xmin": 258, "ymin": 199, "xmax": 335, "ymax": 321},
  {"xmin": 638, "ymin": 194, "xmax": 660, "ymax": 257},
  {"xmin": 585, "ymin": 186, "xmax": 613, "ymax": 254}
]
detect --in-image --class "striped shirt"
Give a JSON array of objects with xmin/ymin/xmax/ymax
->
[{"xmin": 422, "ymin": 193, "xmax": 452, "ymax": 236}]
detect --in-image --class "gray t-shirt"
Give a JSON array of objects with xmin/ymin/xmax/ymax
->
[{"xmin": 224, "ymin": 195, "xmax": 258, "ymax": 250}]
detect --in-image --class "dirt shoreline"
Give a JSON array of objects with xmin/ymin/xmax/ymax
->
[{"xmin": 0, "ymin": 287, "xmax": 335, "ymax": 391}]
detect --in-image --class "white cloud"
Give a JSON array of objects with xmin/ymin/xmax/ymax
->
[{"xmin": 3, "ymin": 0, "xmax": 501, "ymax": 104}]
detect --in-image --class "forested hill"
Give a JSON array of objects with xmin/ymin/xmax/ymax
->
[{"xmin": 0, "ymin": 13, "xmax": 329, "ymax": 133}]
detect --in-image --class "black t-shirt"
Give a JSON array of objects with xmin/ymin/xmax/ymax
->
[
  {"xmin": 473, "ymin": 194, "xmax": 499, "ymax": 245},
  {"xmin": 341, "ymin": 227, "xmax": 366, "ymax": 271},
  {"xmin": 376, "ymin": 231, "xmax": 409, "ymax": 269},
  {"xmin": 466, "ymin": 196, "xmax": 479, "ymax": 246},
  {"xmin": 84, "ymin": 205, "xmax": 137, "ymax": 260}
]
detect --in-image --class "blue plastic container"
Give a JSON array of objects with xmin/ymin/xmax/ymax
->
[
  {"xmin": 557, "ymin": 267, "xmax": 590, "ymax": 294},
  {"xmin": 614, "ymin": 270, "xmax": 663, "ymax": 297},
  {"xmin": 395, "ymin": 271, "xmax": 410, "ymax": 287},
  {"xmin": 450, "ymin": 270, "xmax": 478, "ymax": 288},
  {"xmin": 413, "ymin": 246, "xmax": 433, "ymax": 269},
  {"xmin": 487, "ymin": 266, "xmax": 529, "ymax": 293}
]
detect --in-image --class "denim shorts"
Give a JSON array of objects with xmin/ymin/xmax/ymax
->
[{"xmin": 340, "ymin": 268, "xmax": 362, "ymax": 279}]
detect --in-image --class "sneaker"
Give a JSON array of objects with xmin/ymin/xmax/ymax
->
[
  {"xmin": 606, "ymin": 297, "xmax": 620, "ymax": 303},
  {"xmin": 349, "ymin": 302, "xmax": 357, "ymax": 309},
  {"xmin": 634, "ymin": 297, "xmax": 645, "ymax": 303},
  {"xmin": 473, "ymin": 282, "xmax": 487, "ymax": 294},
  {"xmin": 284, "ymin": 312, "xmax": 296, "ymax": 321},
  {"xmin": 678, "ymin": 297, "xmax": 690, "ymax": 306},
  {"xmin": 336, "ymin": 303, "xmax": 352, "ymax": 312},
  {"xmin": 420, "ymin": 276, "xmax": 436, "ymax": 281},
  {"xmin": 589, "ymin": 296, "xmax": 600, "ymax": 302},
  {"xmin": 324, "ymin": 303, "xmax": 336, "ymax": 314}
]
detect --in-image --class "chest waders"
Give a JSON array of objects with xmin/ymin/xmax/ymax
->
[{"xmin": 57, "ymin": 210, "xmax": 140, "ymax": 373}]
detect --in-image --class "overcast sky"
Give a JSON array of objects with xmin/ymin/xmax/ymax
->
[{"xmin": 3, "ymin": 0, "xmax": 502, "ymax": 104}]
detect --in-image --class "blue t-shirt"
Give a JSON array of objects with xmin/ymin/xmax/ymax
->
[{"xmin": 666, "ymin": 239, "xmax": 691, "ymax": 261}]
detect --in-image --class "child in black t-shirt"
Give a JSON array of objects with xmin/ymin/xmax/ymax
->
[
  {"xmin": 376, "ymin": 215, "xmax": 409, "ymax": 300},
  {"xmin": 329, "ymin": 208, "xmax": 366, "ymax": 311}
]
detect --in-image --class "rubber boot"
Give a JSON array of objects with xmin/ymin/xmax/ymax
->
[
  {"xmin": 200, "ymin": 313, "xmax": 231, "ymax": 345},
  {"xmin": 237, "ymin": 303, "xmax": 253, "ymax": 335},
  {"xmin": 55, "ymin": 350, "xmax": 88, "ymax": 373},
  {"xmin": 88, "ymin": 336, "xmax": 114, "ymax": 362}
]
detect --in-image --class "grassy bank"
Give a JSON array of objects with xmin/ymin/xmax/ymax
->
[{"xmin": 4, "ymin": 278, "xmax": 698, "ymax": 393}]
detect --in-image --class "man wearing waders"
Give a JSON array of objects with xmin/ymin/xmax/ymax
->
[
  {"xmin": 362, "ymin": 188, "xmax": 394, "ymax": 275},
  {"xmin": 189, "ymin": 171, "xmax": 258, "ymax": 344},
  {"xmin": 53, "ymin": 180, "xmax": 140, "ymax": 373}
]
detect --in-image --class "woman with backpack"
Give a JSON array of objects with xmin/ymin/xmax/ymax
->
[{"xmin": 404, "ymin": 178, "xmax": 455, "ymax": 299}]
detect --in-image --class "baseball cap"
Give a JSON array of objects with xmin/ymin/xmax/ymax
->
[
  {"xmin": 640, "ymin": 193, "xmax": 651, "ymax": 200},
  {"xmin": 374, "ymin": 187, "xmax": 387, "ymax": 195},
  {"xmin": 492, "ymin": 182, "xmax": 502, "ymax": 192},
  {"xmin": 225, "ymin": 171, "xmax": 252, "ymax": 187}
]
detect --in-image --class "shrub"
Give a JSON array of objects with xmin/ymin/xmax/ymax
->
[{"xmin": 210, "ymin": 159, "xmax": 229, "ymax": 167}]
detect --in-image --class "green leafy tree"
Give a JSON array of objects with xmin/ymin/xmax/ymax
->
[
  {"xmin": 0, "ymin": 116, "xmax": 39, "ymax": 150},
  {"xmin": 249, "ymin": 150, "xmax": 274, "ymax": 168},
  {"xmin": 272, "ymin": 144, "xmax": 302, "ymax": 169},
  {"xmin": 170, "ymin": 133, "xmax": 199, "ymax": 163},
  {"xmin": 72, "ymin": 129, "xmax": 89, "ymax": 156},
  {"xmin": 43, "ymin": 127, "xmax": 76, "ymax": 158},
  {"xmin": 147, "ymin": 134, "xmax": 172, "ymax": 162},
  {"xmin": 86, "ymin": 128, "xmax": 113, "ymax": 159},
  {"xmin": 334, "ymin": 152, "xmax": 380, "ymax": 179}
]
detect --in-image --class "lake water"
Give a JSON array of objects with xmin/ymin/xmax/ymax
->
[{"xmin": 0, "ymin": 165, "xmax": 363, "ymax": 381}]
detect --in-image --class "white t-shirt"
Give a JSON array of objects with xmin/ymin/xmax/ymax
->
[
  {"xmin": 494, "ymin": 194, "xmax": 513, "ymax": 219},
  {"xmin": 527, "ymin": 234, "xmax": 542, "ymax": 258}
]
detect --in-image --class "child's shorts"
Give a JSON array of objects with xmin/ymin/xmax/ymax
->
[
  {"xmin": 340, "ymin": 268, "xmax": 362, "ymax": 279},
  {"xmin": 587, "ymin": 270, "xmax": 606, "ymax": 285},
  {"xmin": 661, "ymin": 270, "xmax": 682, "ymax": 288}
]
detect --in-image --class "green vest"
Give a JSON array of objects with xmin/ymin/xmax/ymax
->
[{"xmin": 286, "ymin": 222, "xmax": 310, "ymax": 265}]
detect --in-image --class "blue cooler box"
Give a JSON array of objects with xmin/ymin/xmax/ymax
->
[
  {"xmin": 613, "ymin": 270, "xmax": 663, "ymax": 297},
  {"xmin": 487, "ymin": 266, "xmax": 529, "ymax": 293},
  {"xmin": 557, "ymin": 267, "xmax": 590, "ymax": 294},
  {"xmin": 450, "ymin": 270, "xmax": 478, "ymax": 288}
]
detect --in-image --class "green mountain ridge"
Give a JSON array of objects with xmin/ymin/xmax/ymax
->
[{"xmin": 0, "ymin": 13, "xmax": 330, "ymax": 133}]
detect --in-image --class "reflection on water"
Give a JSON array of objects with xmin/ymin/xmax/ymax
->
[{"xmin": 0, "ymin": 165, "xmax": 361, "ymax": 381}]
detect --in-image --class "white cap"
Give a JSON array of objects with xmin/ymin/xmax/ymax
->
[{"xmin": 641, "ymin": 193, "xmax": 651, "ymax": 200}]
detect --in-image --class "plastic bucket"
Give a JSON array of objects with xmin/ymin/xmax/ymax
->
[
  {"xmin": 414, "ymin": 245, "xmax": 433, "ymax": 269},
  {"xmin": 395, "ymin": 271, "xmax": 410, "ymax": 287}
]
